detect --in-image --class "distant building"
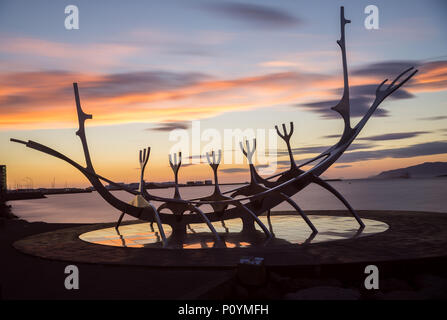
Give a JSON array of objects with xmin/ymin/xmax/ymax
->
[
  {"xmin": 186, "ymin": 181, "xmax": 195, "ymax": 185},
  {"xmin": 106, "ymin": 182, "xmax": 125, "ymax": 190},
  {"xmin": 204, "ymin": 180, "xmax": 212, "ymax": 185},
  {"xmin": 0, "ymin": 165, "xmax": 6, "ymax": 195},
  {"xmin": 127, "ymin": 183, "xmax": 140, "ymax": 190}
]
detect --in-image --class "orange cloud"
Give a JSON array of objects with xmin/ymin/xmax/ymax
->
[
  {"xmin": 0, "ymin": 60, "xmax": 446, "ymax": 130},
  {"xmin": 0, "ymin": 37, "xmax": 141, "ymax": 72},
  {"xmin": 410, "ymin": 62, "xmax": 447, "ymax": 92}
]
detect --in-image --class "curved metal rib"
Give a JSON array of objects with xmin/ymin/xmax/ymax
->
[
  {"xmin": 278, "ymin": 192, "xmax": 318, "ymax": 233},
  {"xmin": 266, "ymin": 209, "xmax": 274, "ymax": 235},
  {"xmin": 190, "ymin": 206, "xmax": 224, "ymax": 247},
  {"xmin": 312, "ymin": 178, "xmax": 364, "ymax": 229},
  {"xmin": 236, "ymin": 202, "xmax": 272, "ymax": 238},
  {"xmin": 148, "ymin": 202, "xmax": 168, "ymax": 247}
]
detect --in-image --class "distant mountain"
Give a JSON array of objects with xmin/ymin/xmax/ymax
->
[{"xmin": 372, "ymin": 162, "xmax": 447, "ymax": 179}]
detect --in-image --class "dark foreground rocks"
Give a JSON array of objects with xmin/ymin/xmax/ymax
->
[{"xmin": 201, "ymin": 270, "xmax": 447, "ymax": 300}]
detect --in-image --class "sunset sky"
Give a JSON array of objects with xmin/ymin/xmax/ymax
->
[{"xmin": 1, "ymin": 0, "xmax": 447, "ymax": 188}]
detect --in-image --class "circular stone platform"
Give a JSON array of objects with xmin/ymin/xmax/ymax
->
[
  {"xmin": 13, "ymin": 210, "xmax": 447, "ymax": 267},
  {"xmin": 79, "ymin": 215, "xmax": 387, "ymax": 249}
]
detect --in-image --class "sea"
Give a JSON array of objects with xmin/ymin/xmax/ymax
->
[{"xmin": 10, "ymin": 178, "xmax": 447, "ymax": 224}]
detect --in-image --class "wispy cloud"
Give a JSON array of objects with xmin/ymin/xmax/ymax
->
[
  {"xmin": 147, "ymin": 121, "xmax": 190, "ymax": 132},
  {"xmin": 201, "ymin": 1, "xmax": 301, "ymax": 28},
  {"xmin": 0, "ymin": 69, "xmax": 324, "ymax": 127},
  {"xmin": 418, "ymin": 115, "xmax": 447, "ymax": 121},
  {"xmin": 259, "ymin": 60, "xmax": 300, "ymax": 68},
  {"xmin": 0, "ymin": 37, "xmax": 141, "ymax": 72},
  {"xmin": 297, "ymin": 59, "xmax": 447, "ymax": 119},
  {"xmin": 300, "ymin": 96, "xmax": 390, "ymax": 119},
  {"xmin": 334, "ymin": 165, "xmax": 352, "ymax": 169},
  {"xmin": 1, "ymin": 57, "xmax": 446, "ymax": 128},
  {"xmin": 337, "ymin": 141, "xmax": 447, "ymax": 163},
  {"xmin": 322, "ymin": 134, "xmax": 341, "ymax": 139},
  {"xmin": 353, "ymin": 60, "xmax": 447, "ymax": 94},
  {"xmin": 351, "ymin": 60, "xmax": 419, "ymax": 78},
  {"xmin": 272, "ymin": 142, "xmax": 373, "ymax": 157},
  {"xmin": 274, "ymin": 140, "xmax": 447, "ymax": 167},
  {"xmin": 357, "ymin": 131, "xmax": 430, "ymax": 141},
  {"xmin": 220, "ymin": 167, "xmax": 249, "ymax": 174}
]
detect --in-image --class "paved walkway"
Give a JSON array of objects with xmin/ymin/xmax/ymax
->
[{"xmin": 0, "ymin": 219, "xmax": 231, "ymax": 299}]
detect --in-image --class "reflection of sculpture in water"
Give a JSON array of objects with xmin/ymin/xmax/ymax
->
[
  {"xmin": 115, "ymin": 228, "xmax": 126, "ymax": 247},
  {"xmin": 11, "ymin": 7, "xmax": 417, "ymax": 249},
  {"xmin": 80, "ymin": 214, "xmax": 389, "ymax": 249},
  {"xmin": 115, "ymin": 223, "xmax": 162, "ymax": 248}
]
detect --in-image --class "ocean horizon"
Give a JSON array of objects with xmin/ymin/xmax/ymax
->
[{"xmin": 10, "ymin": 178, "xmax": 447, "ymax": 224}]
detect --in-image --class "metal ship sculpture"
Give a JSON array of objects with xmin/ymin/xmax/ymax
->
[{"xmin": 11, "ymin": 7, "xmax": 417, "ymax": 248}]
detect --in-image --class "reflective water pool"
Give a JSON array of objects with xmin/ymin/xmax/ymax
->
[{"xmin": 79, "ymin": 215, "xmax": 389, "ymax": 249}]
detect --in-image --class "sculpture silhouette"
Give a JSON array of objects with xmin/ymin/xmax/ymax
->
[{"xmin": 11, "ymin": 7, "xmax": 417, "ymax": 248}]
